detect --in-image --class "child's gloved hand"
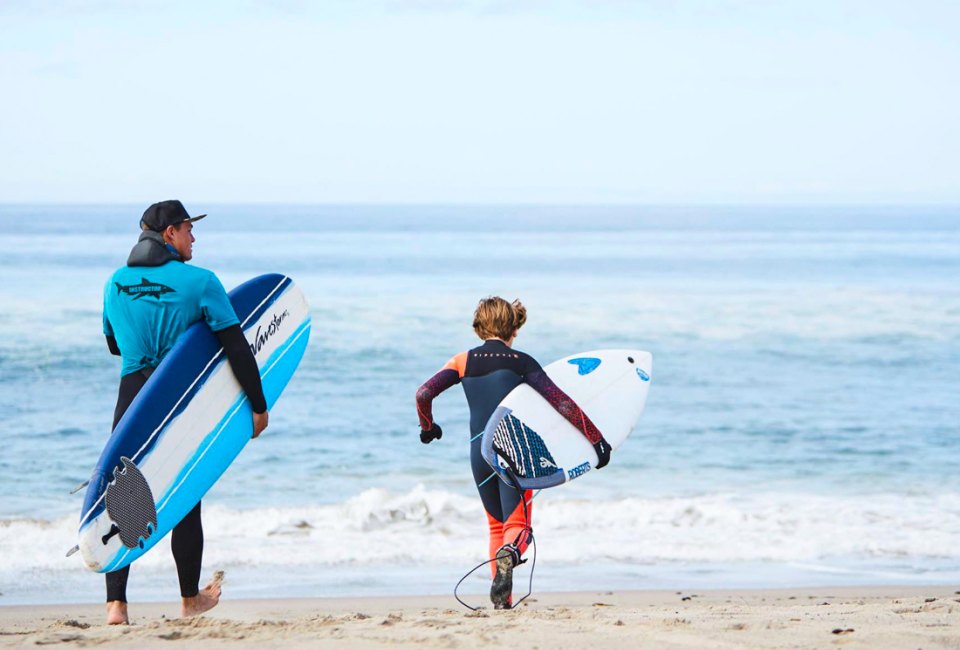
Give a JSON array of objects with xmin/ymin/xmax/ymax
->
[
  {"xmin": 593, "ymin": 437, "xmax": 611, "ymax": 469},
  {"xmin": 420, "ymin": 423, "xmax": 443, "ymax": 444}
]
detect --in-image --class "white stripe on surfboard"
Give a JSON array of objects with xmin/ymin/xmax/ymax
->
[
  {"xmin": 239, "ymin": 275, "xmax": 290, "ymax": 329},
  {"xmin": 80, "ymin": 276, "xmax": 291, "ymax": 527},
  {"xmin": 518, "ymin": 418, "xmax": 536, "ymax": 477}
]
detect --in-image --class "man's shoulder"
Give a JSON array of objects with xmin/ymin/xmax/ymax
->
[
  {"xmin": 107, "ymin": 264, "xmax": 130, "ymax": 281},
  {"xmin": 174, "ymin": 263, "xmax": 219, "ymax": 282},
  {"xmin": 146, "ymin": 261, "xmax": 222, "ymax": 286},
  {"xmin": 149, "ymin": 259, "xmax": 212, "ymax": 275},
  {"xmin": 164, "ymin": 264, "xmax": 228, "ymax": 301},
  {"xmin": 109, "ymin": 260, "xmax": 201, "ymax": 274}
]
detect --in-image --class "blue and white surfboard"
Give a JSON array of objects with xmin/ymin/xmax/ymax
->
[
  {"xmin": 77, "ymin": 274, "xmax": 310, "ymax": 572},
  {"xmin": 481, "ymin": 349, "xmax": 652, "ymax": 490}
]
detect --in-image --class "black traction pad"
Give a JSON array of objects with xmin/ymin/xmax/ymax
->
[{"xmin": 104, "ymin": 457, "xmax": 158, "ymax": 549}]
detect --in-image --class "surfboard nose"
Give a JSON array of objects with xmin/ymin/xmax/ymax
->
[
  {"xmin": 560, "ymin": 349, "xmax": 653, "ymax": 386},
  {"xmin": 623, "ymin": 350, "xmax": 653, "ymax": 383},
  {"xmin": 622, "ymin": 349, "xmax": 651, "ymax": 364}
]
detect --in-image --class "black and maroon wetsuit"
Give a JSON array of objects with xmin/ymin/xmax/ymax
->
[{"xmin": 416, "ymin": 339, "xmax": 606, "ymax": 571}]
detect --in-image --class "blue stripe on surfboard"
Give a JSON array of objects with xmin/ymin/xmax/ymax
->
[
  {"xmin": 232, "ymin": 275, "xmax": 292, "ymax": 329},
  {"xmin": 80, "ymin": 274, "xmax": 293, "ymax": 527},
  {"xmin": 99, "ymin": 318, "xmax": 311, "ymax": 571}
]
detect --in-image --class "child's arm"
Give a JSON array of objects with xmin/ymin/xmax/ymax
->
[
  {"xmin": 525, "ymin": 366, "xmax": 611, "ymax": 468},
  {"xmin": 415, "ymin": 352, "xmax": 466, "ymax": 442}
]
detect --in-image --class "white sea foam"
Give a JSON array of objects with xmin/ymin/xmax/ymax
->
[{"xmin": 6, "ymin": 487, "xmax": 960, "ymax": 583}]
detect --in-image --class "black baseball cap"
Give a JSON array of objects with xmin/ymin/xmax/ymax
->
[{"xmin": 140, "ymin": 200, "xmax": 207, "ymax": 232}]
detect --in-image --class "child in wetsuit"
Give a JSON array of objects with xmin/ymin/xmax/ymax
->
[{"xmin": 415, "ymin": 296, "xmax": 611, "ymax": 609}]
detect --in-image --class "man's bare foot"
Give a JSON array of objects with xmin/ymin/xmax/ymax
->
[
  {"xmin": 181, "ymin": 570, "xmax": 224, "ymax": 618},
  {"xmin": 106, "ymin": 600, "xmax": 128, "ymax": 625}
]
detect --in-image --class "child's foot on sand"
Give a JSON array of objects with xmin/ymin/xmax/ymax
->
[
  {"xmin": 181, "ymin": 570, "xmax": 224, "ymax": 618},
  {"xmin": 106, "ymin": 600, "xmax": 128, "ymax": 625}
]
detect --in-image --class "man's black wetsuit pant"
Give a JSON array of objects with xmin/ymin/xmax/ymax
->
[{"xmin": 105, "ymin": 370, "xmax": 203, "ymax": 603}]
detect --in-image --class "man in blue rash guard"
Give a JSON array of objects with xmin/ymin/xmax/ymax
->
[{"xmin": 101, "ymin": 200, "xmax": 269, "ymax": 625}]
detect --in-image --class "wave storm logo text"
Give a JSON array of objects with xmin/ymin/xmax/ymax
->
[{"xmin": 249, "ymin": 310, "xmax": 290, "ymax": 357}]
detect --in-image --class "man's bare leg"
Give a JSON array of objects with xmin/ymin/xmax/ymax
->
[
  {"xmin": 181, "ymin": 570, "xmax": 224, "ymax": 618},
  {"xmin": 106, "ymin": 600, "xmax": 128, "ymax": 625}
]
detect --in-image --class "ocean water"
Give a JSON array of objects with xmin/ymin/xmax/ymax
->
[{"xmin": 1, "ymin": 204, "xmax": 959, "ymax": 605}]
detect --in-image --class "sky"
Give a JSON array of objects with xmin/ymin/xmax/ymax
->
[{"xmin": 0, "ymin": 0, "xmax": 958, "ymax": 204}]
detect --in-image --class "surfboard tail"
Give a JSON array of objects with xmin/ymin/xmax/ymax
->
[{"xmin": 481, "ymin": 407, "xmax": 567, "ymax": 490}]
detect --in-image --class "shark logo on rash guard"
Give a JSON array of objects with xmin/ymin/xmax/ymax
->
[{"xmin": 115, "ymin": 278, "xmax": 176, "ymax": 300}]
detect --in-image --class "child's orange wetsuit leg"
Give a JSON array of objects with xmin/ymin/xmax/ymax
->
[{"xmin": 483, "ymin": 485, "xmax": 533, "ymax": 577}]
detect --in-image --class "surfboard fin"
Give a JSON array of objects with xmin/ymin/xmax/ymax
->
[
  {"xmin": 65, "ymin": 545, "xmax": 79, "ymax": 558},
  {"xmin": 69, "ymin": 480, "xmax": 89, "ymax": 495}
]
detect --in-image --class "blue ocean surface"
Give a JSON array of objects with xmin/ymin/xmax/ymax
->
[{"xmin": 1, "ymin": 204, "xmax": 959, "ymax": 605}]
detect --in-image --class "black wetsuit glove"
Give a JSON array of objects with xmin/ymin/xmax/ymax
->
[
  {"xmin": 593, "ymin": 437, "xmax": 611, "ymax": 469},
  {"xmin": 420, "ymin": 423, "xmax": 443, "ymax": 444}
]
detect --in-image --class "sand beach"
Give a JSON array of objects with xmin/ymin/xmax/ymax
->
[{"xmin": 1, "ymin": 586, "xmax": 957, "ymax": 649}]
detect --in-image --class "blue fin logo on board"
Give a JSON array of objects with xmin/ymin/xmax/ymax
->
[
  {"xmin": 115, "ymin": 278, "xmax": 175, "ymax": 301},
  {"xmin": 568, "ymin": 357, "xmax": 602, "ymax": 375},
  {"xmin": 636, "ymin": 368, "xmax": 650, "ymax": 381}
]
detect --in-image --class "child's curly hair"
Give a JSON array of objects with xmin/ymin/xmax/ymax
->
[{"xmin": 472, "ymin": 296, "xmax": 527, "ymax": 341}]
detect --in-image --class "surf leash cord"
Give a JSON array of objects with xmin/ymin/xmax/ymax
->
[{"xmin": 454, "ymin": 468, "xmax": 537, "ymax": 611}]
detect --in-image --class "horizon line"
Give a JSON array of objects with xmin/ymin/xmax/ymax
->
[{"xmin": 1, "ymin": 201, "xmax": 959, "ymax": 209}]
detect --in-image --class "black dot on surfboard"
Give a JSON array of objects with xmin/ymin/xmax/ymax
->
[{"xmin": 627, "ymin": 357, "xmax": 634, "ymax": 363}]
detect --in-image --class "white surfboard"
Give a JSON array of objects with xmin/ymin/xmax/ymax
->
[{"xmin": 481, "ymin": 349, "xmax": 652, "ymax": 489}]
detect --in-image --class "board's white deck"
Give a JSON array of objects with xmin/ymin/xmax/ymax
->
[{"xmin": 492, "ymin": 349, "xmax": 652, "ymax": 484}]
